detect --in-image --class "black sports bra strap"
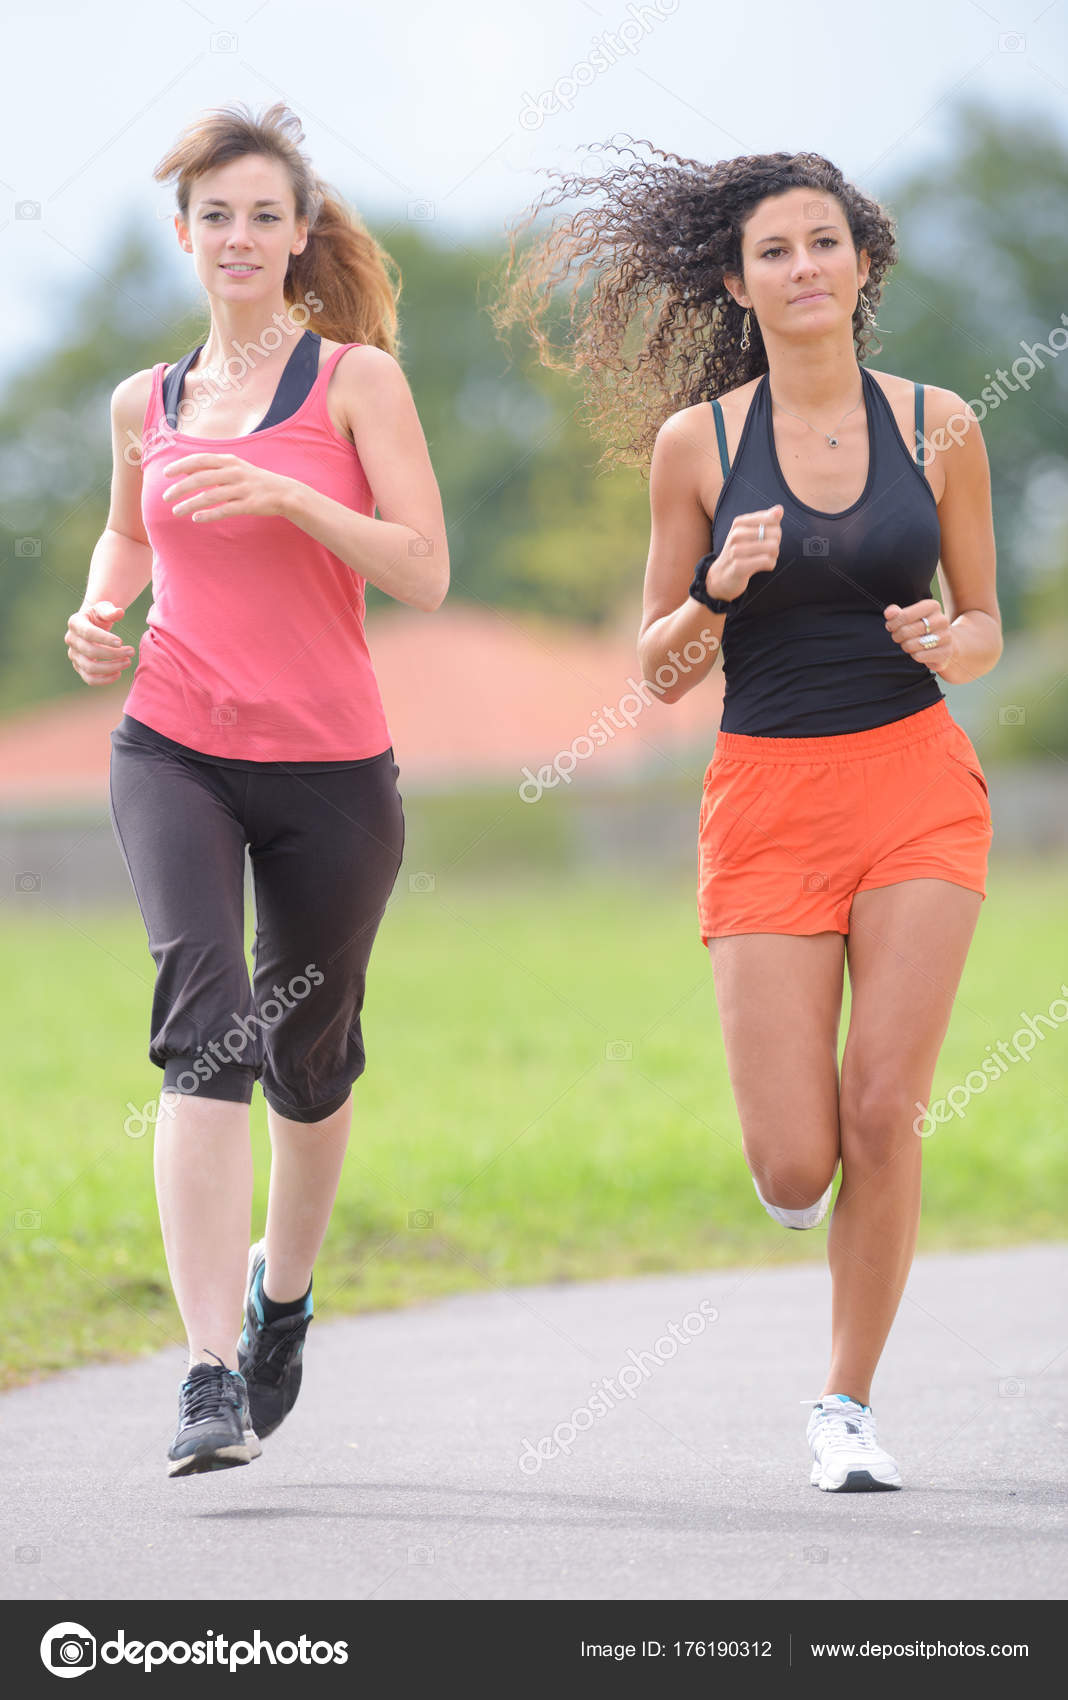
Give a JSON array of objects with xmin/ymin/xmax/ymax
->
[
  {"xmin": 256, "ymin": 330, "xmax": 322, "ymax": 430},
  {"xmin": 914, "ymin": 381, "xmax": 924, "ymax": 468},
  {"xmin": 161, "ymin": 345, "xmax": 203, "ymax": 429},
  {"xmin": 710, "ymin": 397, "xmax": 730, "ymax": 477}
]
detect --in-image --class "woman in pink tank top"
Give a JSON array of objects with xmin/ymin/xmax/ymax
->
[{"xmin": 67, "ymin": 101, "xmax": 448, "ymax": 1476}]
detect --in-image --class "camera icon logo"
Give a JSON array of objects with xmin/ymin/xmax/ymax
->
[
  {"xmin": 802, "ymin": 535, "xmax": 829, "ymax": 557},
  {"xmin": 40, "ymin": 1622, "xmax": 96, "ymax": 1677}
]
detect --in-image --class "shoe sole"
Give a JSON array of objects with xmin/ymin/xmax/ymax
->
[
  {"xmin": 237, "ymin": 1238, "xmax": 267, "ymax": 1430},
  {"xmin": 810, "ymin": 1462, "xmax": 901, "ymax": 1491},
  {"xmin": 241, "ymin": 1237, "xmax": 267, "ymax": 1340},
  {"xmin": 168, "ymin": 1431, "xmax": 262, "ymax": 1477},
  {"xmin": 755, "ymin": 1166, "xmax": 838, "ymax": 1230}
]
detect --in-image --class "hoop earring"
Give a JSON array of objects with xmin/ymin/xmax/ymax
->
[{"xmin": 740, "ymin": 308, "xmax": 752, "ymax": 352}]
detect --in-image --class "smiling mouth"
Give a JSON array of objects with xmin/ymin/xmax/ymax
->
[{"xmin": 221, "ymin": 264, "xmax": 260, "ymax": 273}]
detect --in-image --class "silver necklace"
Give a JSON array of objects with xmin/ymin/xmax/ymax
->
[{"xmin": 769, "ymin": 381, "xmax": 864, "ymax": 449}]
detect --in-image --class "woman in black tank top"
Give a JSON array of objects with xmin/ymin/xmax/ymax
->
[{"xmin": 495, "ymin": 143, "xmax": 1001, "ymax": 1496}]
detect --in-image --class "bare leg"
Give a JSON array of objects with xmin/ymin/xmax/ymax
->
[
  {"xmin": 825, "ymin": 879, "xmax": 983, "ymax": 1405},
  {"xmin": 154, "ymin": 1091, "xmax": 253, "ymax": 1369},
  {"xmin": 707, "ymin": 930, "xmax": 846, "ymax": 1210},
  {"xmin": 261, "ymin": 1093, "xmax": 354, "ymax": 1302}
]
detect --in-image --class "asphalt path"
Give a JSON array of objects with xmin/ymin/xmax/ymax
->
[{"xmin": 1, "ymin": 1243, "xmax": 1064, "ymax": 1602}]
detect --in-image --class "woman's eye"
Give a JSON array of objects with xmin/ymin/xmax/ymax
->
[{"xmin": 761, "ymin": 237, "xmax": 838, "ymax": 258}]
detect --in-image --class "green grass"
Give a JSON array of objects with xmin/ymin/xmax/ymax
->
[{"xmin": 2, "ymin": 856, "xmax": 1065, "ymax": 1389}]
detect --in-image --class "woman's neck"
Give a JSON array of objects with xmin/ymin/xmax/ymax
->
[
  {"xmin": 193, "ymin": 307, "xmax": 307, "ymax": 377},
  {"xmin": 761, "ymin": 337, "xmax": 864, "ymax": 417}
]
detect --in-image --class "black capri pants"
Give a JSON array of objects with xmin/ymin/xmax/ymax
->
[{"xmin": 107, "ymin": 715, "xmax": 406, "ymax": 1123}]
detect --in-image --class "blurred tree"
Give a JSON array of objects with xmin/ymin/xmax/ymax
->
[{"xmin": 883, "ymin": 98, "xmax": 1068, "ymax": 635}]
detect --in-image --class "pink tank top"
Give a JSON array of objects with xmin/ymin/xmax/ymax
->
[{"xmin": 123, "ymin": 342, "xmax": 393, "ymax": 761}]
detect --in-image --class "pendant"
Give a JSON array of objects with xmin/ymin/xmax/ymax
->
[{"xmin": 827, "ymin": 437, "xmax": 838, "ymax": 447}]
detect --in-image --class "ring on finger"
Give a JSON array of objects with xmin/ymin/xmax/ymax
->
[
  {"xmin": 757, "ymin": 523, "xmax": 765, "ymax": 542},
  {"xmin": 920, "ymin": 633, "xmax": 939, "ymax": 649},
  {"xmin": 921, "ymin": 615, "xmax": 931, "ymax": 634}
]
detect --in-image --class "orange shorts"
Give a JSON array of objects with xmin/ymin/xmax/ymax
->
[{"xmin": 697, "ymin": 698, "xmax": 993, "ymax": 945}]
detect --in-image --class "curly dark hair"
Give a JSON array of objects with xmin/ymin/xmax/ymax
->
[{"xmin": 489, "ymin": 137, "xmax": 898, "ymax": 470}]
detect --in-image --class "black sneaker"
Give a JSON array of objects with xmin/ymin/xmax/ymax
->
[
  {"xmin": 236, "ymin": 1239, "xmax": 314, "ymax": 1439},
  {"xmin": 167, "ymin": 1351, "xmax": 262, "ymax": 1477}
]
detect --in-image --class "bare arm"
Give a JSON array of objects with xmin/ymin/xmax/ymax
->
[
  {"xmin": 66, "ymin": 371, "xmax": 154, "ymax": 684},
  {"xmin": 637, "ymin": 413, "xmax": 726, "ymax": 704},
  {"xmin": 931, "ymin": 390, "xmax": 1002, "ymax": 684},
  {"xmin": 637, "ymin": 410, "xmax": 782, "ymax": 704},
  {"xmin": 884, "ymin": 388, "xmax": 1002, "ymax": 686}
]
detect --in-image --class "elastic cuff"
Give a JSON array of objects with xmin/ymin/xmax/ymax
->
[
  {"xmin": 161, "ymin": 1054, "xmax": 257, "ymax": 1105},
  {"xmin": 261, "ymin": 1082, "xmax": 354, "ymax": 1124}
]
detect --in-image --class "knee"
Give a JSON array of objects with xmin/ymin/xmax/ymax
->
[{"xmin": 839, "ymin": 1078, "xmax": 922, "ymax": 1161}]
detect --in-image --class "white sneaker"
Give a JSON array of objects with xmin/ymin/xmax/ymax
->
[
  {"xmin": 803, "ymin": 1393, "xmax": 902, "ymax": 1491},
  {"xmin": 753, "ymin": 1167, "xmax": 836, "ymax": 1229}
]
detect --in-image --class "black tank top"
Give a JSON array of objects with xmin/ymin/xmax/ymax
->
[
  {"xmin": 122, "ymin": 330, "xmax": 385, "ymax": 774},
  {"xmin": 709, "ymin": 364, "xmax": 944, "ymax": 736}
]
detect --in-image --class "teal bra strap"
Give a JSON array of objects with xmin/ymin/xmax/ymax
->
[
  {"xmin": 710, "ymin": 397, "xmax": 730, "ymax": 476},
  {"xmin": 913, "ymin": 381, "xmax": 924, "ymax": 469}
]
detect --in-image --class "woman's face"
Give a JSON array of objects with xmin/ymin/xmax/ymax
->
[
  {"xmin": 178, "ymin": 153, "xmax": 307, "ymax": 305},
  {"xmin": 724, "ymin": 187, "xmax": 870, "ymax": 342}
]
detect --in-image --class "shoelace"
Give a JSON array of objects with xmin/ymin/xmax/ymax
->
[
  {"xmin": 807, "ymin": 1402, "xmax": 878, "ymax": 1452},
  {"xmin": 181, "ymin": 1356, "xmax": 242, "ymax": 1424},
  {"xmin": 250, "ymin": 1314, "xmax": 311, "ymax": 1381}
]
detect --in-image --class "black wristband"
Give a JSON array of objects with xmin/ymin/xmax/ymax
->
[{"xmin": 688, "ymin": 553, "xmax": 735, "ymax": 614}]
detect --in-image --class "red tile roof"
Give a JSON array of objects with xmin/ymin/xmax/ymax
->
[{"xmin": 0, "ymin": 605, "xmax": 724, "ymax": 806}]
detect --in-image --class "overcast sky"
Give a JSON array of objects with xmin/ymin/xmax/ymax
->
[{"xmin": 1, "ymin": 0, "xmax": 1065, "ymax": 380}]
